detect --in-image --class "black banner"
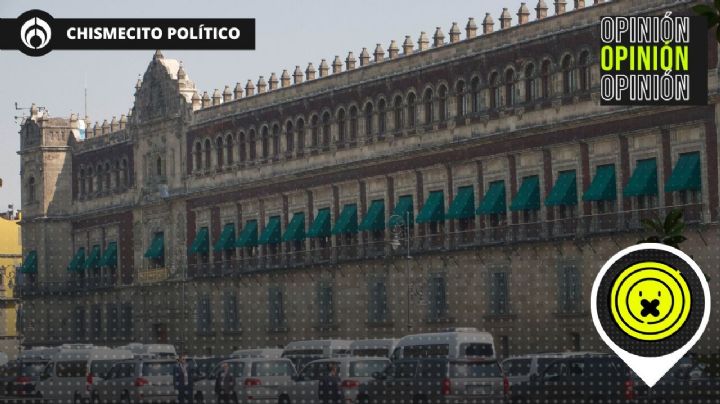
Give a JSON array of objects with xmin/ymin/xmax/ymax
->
[{"xmin": 0, "ymin": 10, "xmax": 255, "ymax": 57}]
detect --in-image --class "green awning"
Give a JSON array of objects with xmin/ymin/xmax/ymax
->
[
  {"xmin": 67, "ymin": 247, "xmax": 86, "ymax": 272},
  {"xmin": 99, "ymin": 242, "xmax": 117, "ymax": 268},
  {"xmin": 446, "ymin": 186, "xmax": 475, "ymax": 219},
  {"xmin": 359, "ymin": 200, "xmax": 385, "ymax": 231},
  {"xmin": 236, "ymin": 220, "xmax": 259, "ymax": 247},
  {"xmin": 510, "ymin": 176, "xmax": 540, "ymax": 211},
  {"xmin": 583, "ymin": 165, "xmax": 616, "ymax": 202},
  {"xmin": 85, "ymin": 245, "xmax": 101, "ymax": 270},
  {"xmin": 477, "ymin": 181, "xmax": 506, "ymax": 215},
  {"xmin": 144, "ymin": 233, "xmax": 164, "ymax": 259},
  {"xmin": 416, "ymin": 191, "xmax": 445, "ymax": 223},
  {"xmin": 665, "ymin": 152, "xmax": 701, "ymax": 192},
  {"xmin": 282, "ymin": 212, "xmax": 306, "ymax": 242},
  {"xmin": 20, "ymin": 251, "xmax": 37, "ymax": 274},
  {"xmin": 624, "ymin": 159, "xmax": 658, "ymax": 197},
  {"xmin": 214, "ymin": 223, "xmax": 236, "ymax": 251},
  {"xmin": 545, "ymin": 171, "xmax": 577, "ymax": 207},
  {"xmin": 258, "ymin": 216, "xmax": 282, "ymax": 245},
  {"xmin": 389, "ymin": 195, "xmax": 414, "ymax": 227},
  {"xmin": 307, "ymin": 208, "xmax": 331, "ymax": 238},
  {"xmin": 188, "ymin": 227, "xmax": 209, "ymax": 255},
  {"xmin": 332, "ymin": 204, "xmax": 358, "ymax": 234}
]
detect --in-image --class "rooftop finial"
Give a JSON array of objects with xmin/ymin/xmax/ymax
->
[
  {"xmin": 153, "ymin": 49, "xmax": 164, "ymax": 59},
  {"xmin": 449, "ymin": 22, "xmax": 461, "ymax": 43},
  {"xmin": 536, "ymin": 0, "xmax": 549, "ymax": 19},
  {"xmin": 518, "ymin": 3, "xmax": 530, "ymax": 24},
  {"xmin": 282, "ymin": 69, "xmax": 292, "ymax": 87},
  {"xmin": 482, "ymin": 13, "xmax": 494, "ymax": 34},
  {"xmin": 119, "ymin": 114, "xmax": 127, "ymax": 130},
  {"xmin": 388, "ymin": 40, "xmax": 399, "ymax": 59},
  {"xmin": 466, "ymin": 18, "xmax": 478, "ymax": 39},
  {"xmin": 403, "ymin": 35, "xmax": 414, "ymax": 55},
  {"xmin": 359, "ymin": 48, "xmax": 370, "ymax": 66},
  {"xmin": 245, "ymin": 80, "xmax": 255, "ymax": 96},
  {"xmin": 212, "ymin": 89, "xmax": 222, "ymax": 106},
  {"xmin": 417, "ymin": 31, "xmax": 429, "ymax": 51},
  {"xmin": 332, "ymin": 56, "xmax": 343, "ymax": 74},
  {"xmin": 555, "ymin": 0, "xmax": 567, "ymax": 14},
  {"xmin": 223, "ymin": 85, "xmax": 232, "ymax": 102},
  {"xmin": 192, "ymin": 92, "xmax": 201, "ymax": 110},
  {"xmin": 268, "ymin": 73, "xmax": 279, "ymax": 90},
  {"xmin": 101, "ymin": 119, "xmax": 110, "ymax": 135},
  {"xmin": 291, "ymin": 67, "xmax": 301, "ymax": 85},
  {"xmin": 257, "ymin": 76, "xmax": 267, "ymax": 93},
  {"xmin": 234, "ymin": 82, "xmax": 244, "ymax": 99},
  {"xmin": 574, "ymin": 0, "xmax": 585, "ymax": 9},
  {"xmin": 319, "ymin": 59, "xmax": 330, "ymax": 77},
  {"xmin": 346, "ymin": 52, "xmax": 357, "ymax": 70},
  {"xmin": 201, "ymin": 91, "xmax": 210, "ymax": 108},
  {"xmin": 135, "ymin": 77, "xmax": 142, "ymax": 92},
  {"xmin": 305, "ymin": 63, "xmax": 316, "ymax": 80},
  {"xmin": 177, "ymin": 62, "xmax": 187, "ymax": 80},
  {"xmin": 110, "ymin": 116, "xmax": 118, "ymax": 132},
  {"xmin": 500, "ymin": 8, "xmax": 512, "ymax": 29},
  {"xmin": 433, "ymin": 27, "xmax": 445, "ymax": 47},
  {"xmin": 374, "ymin": 44, "xmax": 385, "ymax": 62}
]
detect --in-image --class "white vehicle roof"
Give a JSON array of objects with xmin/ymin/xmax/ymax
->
[
  {"xmin": 283, "ymin": 340, "xmax": 352, "ymax": 351},
  {"xmin": 53, "ymin": 348, "xmax": 134, "ymax": 362},
  {"xmin": 230, "ymin": 348, "xmax": 284, "ymax": 359},
  {"xmin": 397, "ymin": 330, "xmax": 494, "ymax": 346},
  {"xmin": 502, "ymin": 351, "xmax": 606, "ymax": 361},
  {"xmin": 19, "ymin": 347, "xmax": 59, "ymax": 360},
  {"xmin": 308, "ymin": 356, "xmax": 391, "ymax": 364},
  {"xmin": 116, "ymin": 343, "xmax": 176, "ymax": 355},
  {"xmin": 350, "ymin": 339, "xmax": 398, "ymax": 350}
]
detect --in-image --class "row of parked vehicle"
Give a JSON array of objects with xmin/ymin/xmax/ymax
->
[{"xmin": 1, "ymin": 328, "xmax": 719, "ymax": 403}]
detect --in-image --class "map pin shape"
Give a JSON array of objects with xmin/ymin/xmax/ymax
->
[{"xmin": 591, "ymin": 243, "xmax": 711, "ymax": 387}]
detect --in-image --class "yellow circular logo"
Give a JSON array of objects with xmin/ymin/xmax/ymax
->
[{"xmin": 609, "ymin": 261, "xmax": 691, "ymax": 341}]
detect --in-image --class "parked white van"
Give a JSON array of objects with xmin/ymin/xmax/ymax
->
[
  {"xmin": 391, "ymin": 328, "xmax": 496, "ymax": 360},
  {"xmin": 350, "ymin": 339, "xmax": 398, "ymax": 358},
  {"xmin": 230, "ymin": 348, "xmax": 284, "ymax": 359},
  {"xmin": 116, "ymin": 343, "xmax": 177, "ymax": 359},
  {"xmin": 281, "ymin": 340, "xmax": 352, "ymax": 369},
  {"xmin": 36, "ymin": 347, "xmax": 133, "ymax": 404}
]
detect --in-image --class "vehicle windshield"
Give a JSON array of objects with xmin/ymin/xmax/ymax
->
[
  {"xmin": 352, "ymin": 349, "xmax": 389, "ymax": 358},
  {"xmin": 56, "ymin": 361, "xmax": 87, "ymax": 377},
  {"xmin": 403, "ymin": 344, "xmax": 450, "ymax": 358},
  {"xmin": 20, "ymin": 362, "xmax": 48, "ymax": 377},
  {"xmin": 461, "ymin": 343, "xmax": 494, "ymax": 358},
  {"xmin": 450, "ymin": 362, "xmax": 502, "ymax": 378},
  {"xmin": 349, "ymin": 360, "xmax": 389, "ymax": 378},
  {"xmin": 90, "ymin": 360, "xmax": 117, "ymax": 378},
  {"xmin": 502, "ymin": 359, "xmax": 532, "ymax": 376},
  {"xmin": 142, "ymin": 362, "xmax": 175, "ymax": 376},
  {"xmin": 251, "ymin": 361, "xmax": 294, "ymax": 377}
]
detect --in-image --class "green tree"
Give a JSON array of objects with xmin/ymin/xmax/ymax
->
[
  {"xmin": 694, "ymin": 1, "xmax": 720, "ymax": 43},
  {"xmin": 638, "ymin": 208, "xmax": 687, "ymax": 248}
]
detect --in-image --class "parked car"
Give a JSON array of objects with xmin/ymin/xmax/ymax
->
[
  {"xmin": 501, "ymin": 351, "xmax": 605, "ymax": 385},
  {"xmin": 193, "ymin": 357, "xmax": 296, "ymax": 404},
  {"xmin": 35, "ymin": 347, "xmax": 133, "ymax": 404},
  {"xmin": 391, "ymin": 328, "xmax": 496, "ymax": 361},
  {"xmin": 277, "ymin": 357, "xmax": 391, "ymax": 404},
  {"xmin": 0, "ymin": 359, "xmax": 48, "ymax": 398},
  {"xmin": 281, "ymin": 340, "xmax": 352, "ymax": 370},
  {"xmin": 508, "ymin": 354, "xmax": 637, "ymax": 403},
  {"xmin": 350, "ymin": 339, "xmax": 398, "ymax": 358},
  {"xmin": 91, "ymin": 358, "xmax": 176, "ymax": 404},
  {"xmin": 358, "ymin": 357, "xmax": 507, "ymax": 404}
]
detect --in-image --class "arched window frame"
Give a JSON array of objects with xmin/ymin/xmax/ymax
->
[
  {"xmin": 285, "ymin": 121, "xmax": 295, "ymax": 155},
  {"xmin": 204, "ymin": 139, "xmax": 212, "ymax": 169},
  {"xmin": 261, "ymin": 126, "xmax": 270, "ymax": 159},
  {"xmin": 272, "ymin": 124, "xmax": 281, "ymax": 157},
  {"xmin": 578, "ymin": 51, "xmax": 590, "ymax": 91},
  {"xmin": 321, "ymin": 112, "xmax": 331, "ymax": 148},
  {"xmin": 393, "ymin": 95, "xmax": 403, "ymax": 131},
  {"xmin": 296, "ymin": 118, "xmax": 305, "ymax": 153},
  {"xmin": 504, "ymin": 68, "xmax": 515, "ymax": 107},
  {"xmin": 225, "ymin": 134, "xmax": 234, "ymax": 165},
  {"xmin": 364, "ymin": 102, "xmax": 374, "ymax": 136},
  {"xmin": 423, "ymin": 88, "xmax": 433, "ymax": 125},
  {"xmin": 524, "ymin": 63, "xmax": 536, "ymax": 103},
  {"xmin": 437, "ymin": 85, "xmax": 448, "ymax": 121},
  {"xmin": 337, "ymin": 109, "xmax": 346, "ymax": 143},
  {"xmin": 489, "ymin": 72, "xmax": 500, "ymax": 109},
  {"xmin": 248, "ymin": 130, "xmax": 257, "ymax": 161},
  {"xmin": 455, "ymin": 80, "xmax": 466, "ymax": 117},
  {"xmin": 238, "ymin": 132, "xmax": 247, "ymax": 163},
  {"xmin": 377, "ymin": 99, "xmax": 387, "ymax": 136},
  {"xmin": 561, "ymin": 54, "xmax": 575, "ymax": 95},
  {"xmin": 349, "ymin": 107, "xmax": 358, "ymax": 141},
  {"xmin": 407, "ymin": 92, "xmax": 417, "ymax": 128},
  {"xmin": 194, "ymin": 141, "xmax": 203, "ymax": 171},
  {"xmin": 216, "ymin": 136, "xmax": 224, "ymax": 168},
  {"xmin": 470, "ymin": 77, "xmax": 480, "ymax": 113}
]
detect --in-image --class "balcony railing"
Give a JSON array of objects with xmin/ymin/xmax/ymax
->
[{"xmin": 17, "ymin": 274, "xmax": 118, "ymax": 296}]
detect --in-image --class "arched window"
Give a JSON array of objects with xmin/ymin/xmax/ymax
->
[
  {"xmin": 407, "ymin": 92, "xmax": 417, "ymax": 127},
  {"xmin": 87, "ymin": 168, "xmax": 94, "ymax": 193},
  {"xmin": 524, "ymin": 64, "xmax": 535, "ymax": 103},
  {"xmin": 248, "ymin": 130, "xmax": 256, "ymax": 160},
  {"xmin": 378, "ymin": 99, "xmax": 386, "ymax": 135},
  {"xmin": 156, "ymin": 157, "xmax": 162, "ymax": 177},
  {"xmin": 272, "ymin": 124, "xmax": 281, "ymax": 157},
  {"xmin": 96, "ymin": 164, "xmax": 104, "ymax": 192},
  {"xmin": 114, "ymin": 161, "xmax": 120, "ymax": 188},
  {"xmin": 226, "ymin": 135, "xmax": 234, "ymax": 165},
  {"xmin": 204, "ymin": 139, "xmax": 212, "ymax": 169},
  {"xmin": 337, "ymin": 109, "xmax": 346, "ymax": 143},
  {"xmin": 105, "ymin": 162, "xmax": 111, "ymax": 188},
  {"xmin": 238, "ymin": 132, "xmax": 246, "ymax": 163},
  {"xmin": 393, "ymin": 96, "xmax": 403, "ymax": 131},
  {"xmin": 423, "ymin": 88, "xmax": 433, "ymax": 125},
  {"xmin": 296, "ymin": 119, "xmax": 305, "ymax": 152},
  {"xmin": 541, "ymin": 60, "xmax": 551, "ymax": 98},
  {"xmin": 349, "ymin": 107, "xmax": 358, "ymax": 141},
  {"xmin": 489, "ymin": 72, "xmax": 500, "ymax": 109},
  {"xmin": 456, "ymin": 81, "xmax": 466, "ymax": 117},
  {"xmin": 285, "ymin": 121, "xmax": 294, "ymax": 154},
  {"xmin": 437, "ymin": 85, "xmax": 447, "ymax": 121},
  {"xmin": 121, "ymin": 159, "xmax": 129, "ymax": 186},
  {"xmin": 28, "ymin": 176, "xmax": 36, "ymax": 202},
  {"xmin": 310, "ymin": 115, "xmax": 320, "ymax": 148},
  {"xmin": 470, "ymin": 77, "xmax": 480, "ymax": 113},
  {"xmin": 79, "ymin": 169, "xmax": 86, "ymax": 196},
  {"xmin": 579, "ymin": 51, "xmax": 590, "ymax": 91},
  {"xmin": 216, "ymin": 137, "xmax": 224, "ymax": 168},
  {"xmin": 562, "ymin": 55, "xmax": 574, "ymax": 94},
  {"xmin": 261, "ymin": 126, "xmax": 269, "ymax": 159},
  {"xmin": 322, "ymin": 112, "xmax": 331, "ymax": 148},
  {"xmin": 364, "ymin": 102, "xmax": 374, "ymax": 136},
  {"xmin": 505, "ymin": 69, "xmax": 515, "ymax": 107},
  {"xmin": 194, "ymin": 142, "xmax": 202, "ymax": 171}
]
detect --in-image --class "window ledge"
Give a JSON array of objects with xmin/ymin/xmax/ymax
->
[
  {"xmin": 424, "ymin": 316, "xmax": 455, "ymax": 325},
  {"xmin": 365, "ymin": 320, "xmax": 394, "ymax": 328},
  {"xmin": 267, "ymin": 326, "xmax": 289, "ymax": 334},
  {"xmin": 483, "ymin": 313, "xmax": 518, "ymax": 321}
]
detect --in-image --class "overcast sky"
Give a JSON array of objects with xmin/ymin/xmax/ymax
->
[{"xmin": 0, "ymin": 0, "xmax": 555, "ymax": 209}]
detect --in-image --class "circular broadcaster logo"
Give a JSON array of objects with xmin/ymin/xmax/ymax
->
[{"xmin": 18, "ymin": 10, "xmax": 54, "ymax": 56}]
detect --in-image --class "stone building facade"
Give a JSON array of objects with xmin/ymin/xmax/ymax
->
[{"xmin": 16, "ymin": 0, "xmax": 720, "ymax": 357}]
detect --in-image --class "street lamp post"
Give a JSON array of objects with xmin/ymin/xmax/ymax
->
[{"xmin": 389, "ymin": 211, "xmax": 412, "ymax": 333}]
